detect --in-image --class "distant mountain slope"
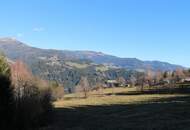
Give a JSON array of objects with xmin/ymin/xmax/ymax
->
[
  {"xmin": 0, "ymin": 38, "xmax": 183, "ymax": 71},
  {"xmin": 0, "ymin": 38, "xmax": 184, "ymax": 89}
]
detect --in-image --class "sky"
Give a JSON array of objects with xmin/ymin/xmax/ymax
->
[{"xmin": 0, "ymin": 0, "xmax": 190, "ymax": 67}]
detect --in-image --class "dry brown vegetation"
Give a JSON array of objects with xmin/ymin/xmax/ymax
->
[{"xmin": 0, "ymin": 58, "xmax": 53, "ymax": 130}]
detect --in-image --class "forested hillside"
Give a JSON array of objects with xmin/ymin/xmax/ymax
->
[{"xmin": 0, "ymin": 38, "xmax": 184, "ymax": 89}]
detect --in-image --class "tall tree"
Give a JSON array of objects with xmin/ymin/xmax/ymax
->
[
  {"xmin": 175, "ymin": 68, "xmax": 185, "ymax": 82},
  {"xmin": 0, "ymin": 55, "xmax": 14, "ymax": 129},
  {"xmin": 129, "ymin": 75, "xmax": 137, "ymax": 87},
  {"xmin": 11, "ymin": 60, "xmax": 33, "ymax": 84},
  {"xmin": 0, "ymin": 55, "xmax": 11, "ymax": 77},
  {"xmin": 136, "ymin": 72, "xmax": 146, "ymax": 91},
  {"xmin": 11, "ymin": 60, "xmax": 34, "ymax": 97},
  {"xmin": 154, "ymin": 71, "xmax": 162, "ymax": 84},
  {"xmin": 145, "ymin": 69, "xmax": 153, "ymax": 87}
]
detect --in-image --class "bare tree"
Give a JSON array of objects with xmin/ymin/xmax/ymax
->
[
  {"xmin": 95, "ymin": 82, "xmax": 104, "ymax": 96},
  {"xmin": 154, "ymin": 71, "xmax": 162, "ymax": 85},
  {"xmin": 168, "ymin": 71, "xmax": 176, "ymax": 88},
  {"xmin": 10, "ymin": 60, "xmax": 34, "ymax": 97},
  {"xmin": 136, "ymin": 73, "xmax": 146, "ymax": 92},
  {"xmin": 175, "ymin": 68, "xmax": 185, "ymax": 82},
  {"xmin": 129, "ymin": 75, "xmax": 137, "ymax": 87},
  {"xmin": 145, "ymin": 69, "xmax": 153, "ymax": 87},
  {"xmin": 117, "ymin": 77, "xmax": 126, "ymax": 87},
  {"xmin": 10, "ymin": 60, "xmax": 53, "ymax": 129},
  {"xmin": 75, "ymin": 77, "xmax": 90, "ymax": 98}
]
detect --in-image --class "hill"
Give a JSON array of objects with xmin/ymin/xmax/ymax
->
[{"xmin": 0, "ymin": 38, "xmax": 184, "ymax": 89}]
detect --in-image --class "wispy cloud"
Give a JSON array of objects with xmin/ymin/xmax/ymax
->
[{"xmin": 33, "ymin": 27, "xmax": 45, "ymax": 32}]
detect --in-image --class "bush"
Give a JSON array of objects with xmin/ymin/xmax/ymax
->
[
  {"xmin": 14, "ymin": 84, "xmax": 53, "ymax": 130},
  {"xmin": 39, "ymin": 88, "xmax": 53, "ymax": 126},
  {"xmin": 52, "ymin": 86, "xmax": 64, "ymax": 100}
]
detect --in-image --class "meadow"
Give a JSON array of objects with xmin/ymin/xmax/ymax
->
[{"xmin": 50, "ymin": 87, "xmax": 190, "ymax": 130}]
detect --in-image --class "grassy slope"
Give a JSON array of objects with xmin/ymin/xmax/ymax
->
[{"xmin": 51, "ymin": 88, "xmax": 190, "ymax": 130}]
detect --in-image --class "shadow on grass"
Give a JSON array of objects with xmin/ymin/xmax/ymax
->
[{"xmin": 51, "ymin": 95, "xmax": 190, "ymax": 130}]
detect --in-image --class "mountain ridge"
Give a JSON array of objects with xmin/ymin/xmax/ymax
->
[
  {"xmin": 0, "ymin": 37, "xmax": 185, "ymax": 90},
  {"xmin": 0, "ymin": 38, "xmax": 184, "ymax": 71}
]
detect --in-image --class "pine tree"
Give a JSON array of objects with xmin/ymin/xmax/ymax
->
[{"xmin": 0, "ymin": 55, "xmax": 14, "ymax": 129}]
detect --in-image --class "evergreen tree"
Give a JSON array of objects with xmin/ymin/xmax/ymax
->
[{"xmin": 0, "ymin": 55, "xmax": 14, "ymax": 129}]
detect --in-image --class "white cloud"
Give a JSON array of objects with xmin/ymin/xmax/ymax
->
[{"xmin": 33, "ymin": 27, "xmax": 45, "ymax": 32}]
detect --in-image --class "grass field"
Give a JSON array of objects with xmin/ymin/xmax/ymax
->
[{"xmin": 50, "ymin": 87, "xmax": 190, "ymax": 130}]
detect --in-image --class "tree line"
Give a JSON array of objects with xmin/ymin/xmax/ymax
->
[
  {"xmin": 74, "ymin": 68, "xmax": 190, "ymax": 98},
  {"xmin": 0, "ymin": 55, "xmax": 54, "ymax": 130}
]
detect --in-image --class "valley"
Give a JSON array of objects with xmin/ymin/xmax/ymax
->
[{"xmin": 1, "ymin": 1, "xmax": 190, "ymax": 130}]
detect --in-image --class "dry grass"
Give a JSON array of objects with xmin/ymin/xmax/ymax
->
[
  {"xmin": 51, "ymin": 87, "xmax": 190, "ymax": 130},
  {"xmin": 54, "ymin": 87, "xmax": 187, "ymax": 108},
  {"xmin": 55, "ymin": 94, "xmax": 186, "ymax": 108}
]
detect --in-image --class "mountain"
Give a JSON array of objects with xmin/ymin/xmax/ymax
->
[
  {"xmin": 0, "ymin": 38, "xmax": 184, "ymax": 90},
  {"xmin": 0, "ymin": 38, "xmax": 183, "ymax": 71}
]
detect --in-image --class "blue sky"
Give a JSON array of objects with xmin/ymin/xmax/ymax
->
[{"xmin": 0, "ymin": 0, "xmax": 190, "ymax": 67}]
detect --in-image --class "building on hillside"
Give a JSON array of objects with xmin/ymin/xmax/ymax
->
[
  {"xmin": 181, "ymin": 78, "xmax": 190, "ymax": 83},
  {"xmin": 162, "ymin": 79, "xmax": 171, "ymax": 84},
  {"xmin": 105, "ymin": 80, "xmax": 130, "ymax": 88},
  {"xmin": 106, "ymin": 80, "xmax": 119, "ymax": 87}
]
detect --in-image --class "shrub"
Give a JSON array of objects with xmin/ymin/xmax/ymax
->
[
  {"xmin": 52, "ymin": 86, "xmax": 64, "ymax": 100},
  {"xmin": 14, "ymin": 83, "xmax": 53, "ymax": 130}
]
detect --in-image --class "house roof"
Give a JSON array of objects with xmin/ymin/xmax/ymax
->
[
  {"xmin": 184, "ymin": 78, "xmax": 190, "ymax": 81},
  {"xmin": 107, "ymin": 80, "xmax": 118, "ymax": 83}
]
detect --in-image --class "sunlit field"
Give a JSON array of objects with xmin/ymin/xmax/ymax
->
[
  {"xmin": 51, "ymin": 87, "xmax": 190, "ymax": 130},
  {"xmin": 55, "ymin": 87, "xmax": 187, "ymax": 108}
]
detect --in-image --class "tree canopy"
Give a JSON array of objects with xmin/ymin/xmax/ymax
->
[{"xmin": 0, "ymin": 55, "xmax": 10, "ymax": 77}]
